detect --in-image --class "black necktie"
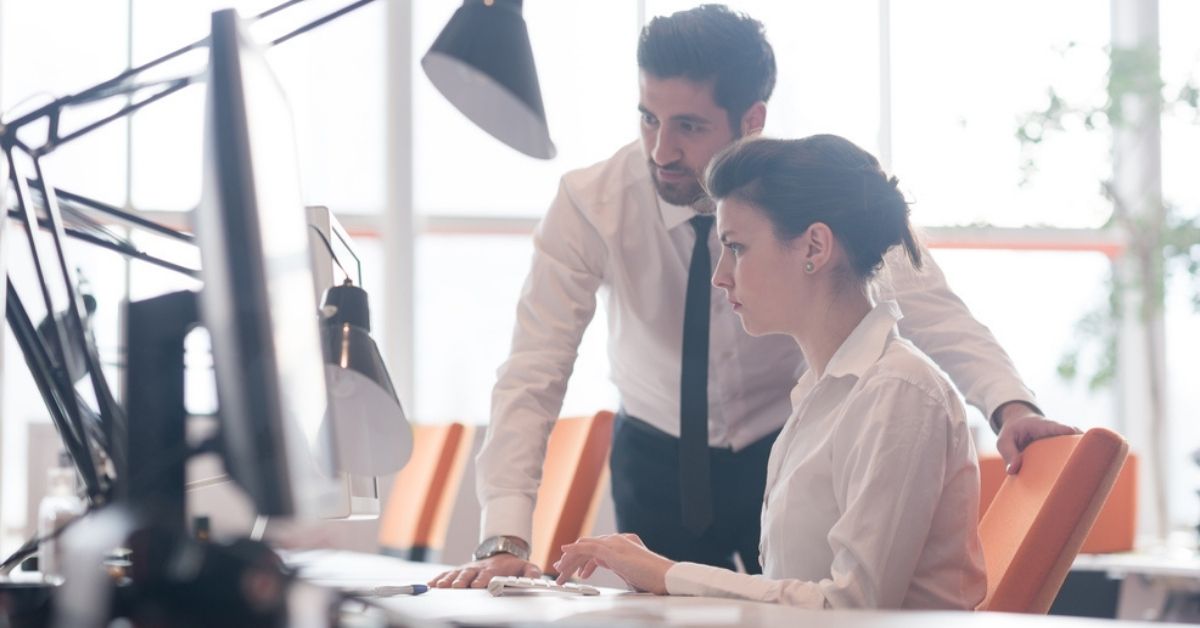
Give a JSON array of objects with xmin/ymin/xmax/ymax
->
[{"xmin": 680, "ymin": 214, "xmax": 714, "ymax": 537}]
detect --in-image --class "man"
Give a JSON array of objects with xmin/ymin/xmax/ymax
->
[{"xmin": 431, "ymin": 5, "xmax": 1075, "ymax": 588}]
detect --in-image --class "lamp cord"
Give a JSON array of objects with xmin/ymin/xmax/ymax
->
[
  {"xmin": 308, "ymin": 224, "xmax": 352, "ymax": 285},
  {"xmin": 0, "ymin": 506, "xmax": 94, "ymax": 576}
]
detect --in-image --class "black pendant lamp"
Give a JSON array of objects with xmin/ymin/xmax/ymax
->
[
  {"xmin": 320, "ymin": 281, "xmax": 412, "ymax": 476},
  {"xmin": 422, "ymin": 0, "xmax": 556, "ymax": 159}
]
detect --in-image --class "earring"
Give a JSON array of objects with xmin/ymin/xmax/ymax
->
[{"xmin": 804, "ymin": 261, "xmax": 815, "ymax": 274}]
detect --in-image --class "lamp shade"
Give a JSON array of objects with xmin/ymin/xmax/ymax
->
[
  {"xmin": 422, "ymin": 0, "xmax": 556, "ymax": 159},
  {"xmin": 320, "ymin": 282, "xmax": 412, "ymax": 476}
]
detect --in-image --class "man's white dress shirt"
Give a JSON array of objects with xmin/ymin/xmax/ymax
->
[
  {"xmin": 665, "ymin": 301, "xmax": 987, "ymax": 609},
  {"xmin": 477, "ymin": 140, "xmax": 1035, "ymax": 544}
]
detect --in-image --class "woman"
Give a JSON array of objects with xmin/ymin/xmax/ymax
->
[{"xmin": 554, "ymin": 135, "xmax": 987, "ymax": 610}]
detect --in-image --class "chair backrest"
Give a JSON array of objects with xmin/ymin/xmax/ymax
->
[
  {"xmin": 978, "ymin": 451, "xmax": 1138, "ymax": 554},
  {"xmin": 531, "ymin": 410, "xmax": 615, "ymax": 574},
  {"xmin": 977, "ymin": 428, "xmax": 1129, "ymax": 613},
  {"xmin": 378, "ymin": 422, "xmax": 473, "ymax": 560}
]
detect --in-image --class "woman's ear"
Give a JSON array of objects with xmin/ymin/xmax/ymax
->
[{"xmin": 803, "ymin": 223, "xmax": 835, "ymax": 272}]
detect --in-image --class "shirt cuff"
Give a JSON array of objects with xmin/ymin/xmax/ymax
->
[
  {"xmin": 479, "ymin": 494, "xmax": 535, "ymax": 545},
  {"xmin": 985, "ymin": 389, "xmax": 1042, "ymax": 435},
  {"xmin": 665, "ymin": 562, "xmax": 726, "ymax": 596}
]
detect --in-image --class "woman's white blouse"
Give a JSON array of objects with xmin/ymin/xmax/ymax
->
[{"xmin": 665, "ymin": 301, "xmax": 987, "ymax": 610}]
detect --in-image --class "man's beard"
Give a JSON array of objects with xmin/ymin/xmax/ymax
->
[{"xmin": 649, "ymin": 164, "xmax": 707, "ymax": 207}]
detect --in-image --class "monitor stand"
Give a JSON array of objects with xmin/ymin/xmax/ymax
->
[
  {"xmin": 124, "ymin": 289, "xmax": 198, "ymax": 537},
  {"xmin": 84, "ymin": 289, "xmax": 292, "ymax": 627}
]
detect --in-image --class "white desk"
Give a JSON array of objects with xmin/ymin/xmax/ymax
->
[
  {"xmin": 286, "ymin": 549, "xmax": 1185, "ymax": 627},
  {"xmin": 1072, "ymin": 550, "xmax": 1200, "ymax": 622}
]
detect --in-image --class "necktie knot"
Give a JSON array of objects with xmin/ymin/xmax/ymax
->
[{"xmin": 690, "ymin": 214, "xmax": 714, "ymax": 238}]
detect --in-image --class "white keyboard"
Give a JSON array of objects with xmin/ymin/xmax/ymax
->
[{"xmin": 487, "ymin": 576, "xmax": 601, "ymax": 597}]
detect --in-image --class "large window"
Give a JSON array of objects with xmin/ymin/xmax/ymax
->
[
  {"xmin": 1162, "ymin": 0, "xmax": 1200, "ymax": 217},
  {"xmin": 129, "ymin": 0, "xmax": 386, "ymax": 214},
  {"xmin": 934, "ymin": 250, "xmax": 1116, "ymax": 434},
  {"xmin": 414, "ymin": 234, "xmax": 615, "ymax": 422},
  {"xmin": 1159, "ymin": 0, "xmax": 1200, "ymax": 529},
  {"xmin": 891, "ymin": 1, "xmax": 1111, "ymax": 228}
]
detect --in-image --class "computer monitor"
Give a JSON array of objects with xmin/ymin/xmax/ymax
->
[{"xmin": 192, "ymin": 7, "xmax": 341, "ymax": 518}]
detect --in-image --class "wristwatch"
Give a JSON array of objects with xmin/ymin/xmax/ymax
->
[{"xmin": 472, "ymin": 535, "xmax": 531, "ymax": 562}]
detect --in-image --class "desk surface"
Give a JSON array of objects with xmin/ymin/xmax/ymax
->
[
  {"xmin": 1074, "ymin": 548, "xmax": 1200, "ymax": 581},
  {"xmin": 286, "ymin": 549, "xmax": 1182, "ymax": 627}
]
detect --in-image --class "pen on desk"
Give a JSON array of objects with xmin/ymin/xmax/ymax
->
[
  {"xmin": 354, "ymin": 584, "xmax": 429, "ymax": 597},
  {"xmin": 373, "ymin": 584, "xmax": 428, "ymax": 597}
]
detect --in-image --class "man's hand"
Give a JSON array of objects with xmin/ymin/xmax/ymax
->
[
  {"xmin": 995, "ymin": 402, "xmax": 1081, "ymax": 474},
  {"xmin": 553, "ymin": 533, "xmax": 674, "ymax": 594},
  {"xmin": 428, "ymin": 553, "xmax": 541, "ymax": 589}
]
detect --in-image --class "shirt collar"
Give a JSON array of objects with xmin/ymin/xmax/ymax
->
[
  {"xmin": 824, "ymin": 300, "xmax": 903, "ymax": 379},
  {"xmin": 660, "ymin": 198, "xmax": 698, "ymax": 231},
  {"xmin": 788, "ymin": 300, "xmax": 901, "ymax": 409},
  {"xmin": 789, "ymin": 371, "xmax": 816, "ymax": 409}
]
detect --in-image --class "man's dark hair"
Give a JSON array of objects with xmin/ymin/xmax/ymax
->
[{"xmin": 637, "ymin": 4, "xmax": 776, "ymax": 130}]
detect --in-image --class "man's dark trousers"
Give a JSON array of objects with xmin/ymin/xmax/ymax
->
[{"xmin": 609, "ymin": 410, "xmax": 779, "ymax": 573}]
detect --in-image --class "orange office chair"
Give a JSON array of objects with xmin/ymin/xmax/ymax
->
[
  {"xmin": 976, "ymin": 427, "xmax": 1129, "ymax": 614},
  {"xmin": 530, "ymin": 410, "xmax": 615, "ymax": 575},
  {"xmin": 378, "ymin": 422, "xmax": 473, "ymax": 562}
]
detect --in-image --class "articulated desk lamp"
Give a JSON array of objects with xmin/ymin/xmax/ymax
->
[
  {"xmin": 1, "ymin": 0, "xmax": 553, "ymax": 625},
  {"xmin": 314, "ymin": 0, "xmax": 559, "ymax": 479}
]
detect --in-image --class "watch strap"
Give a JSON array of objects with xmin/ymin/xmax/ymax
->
[{"xmin": 473, "ymin": 535, "xmax": 530, "ymax": 562}]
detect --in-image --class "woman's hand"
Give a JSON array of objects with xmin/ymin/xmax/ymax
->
[{"xmin": 553, "ymin": 533, "xmax": 675, "ymax": 594}]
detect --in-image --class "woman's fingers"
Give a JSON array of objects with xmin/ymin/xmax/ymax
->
[
  {"xmin": 554, "ymin": 546, "xmax": 596, "ymax": 584},
  {"xmin": 580, "ymin": 558, "xmax": 599, "ymax": 579},
  {"xmin": 554, "ymin": 535, "xmax": 644, "ymax": 585}
]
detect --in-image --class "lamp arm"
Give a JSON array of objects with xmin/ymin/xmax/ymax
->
[
  {"xmin": 8, "ymin": 208, "xmax": 199, "ymax": 277},
  {"xmin": 6, "ymin": 209, "xmax": 200, "ymax": 278},
  {"xmin": 328, "ymin": 217, "xmax": 364, "ymax": 286},
  {"xmin": 42, "ymin": 77, "xmax": 196, "ymax": 156},
  {"xmin": 267, "ymin": 0, "xmax": 378, "ymax": 47},
  {"xmin": 47, "ymin": 182, "xmax": 195, "ymax": 244},
  {"xmin": 5, "ymin": 145, "xmax": 122, "ymax": 498},
  {"xmin": 28, "ymin": 157, "xmax": 120, "ymax": 484},
  {"xmin": 1, "ymin": 44, "xmax": 205, "ymax": 134},
  {"xmin": 6, "ymin": 154, "xmax": 83, "ymax": 410},
  {"xmin": 16, "ymin": 178, "xmax": 201, "ymax": 276},
  {"xmin": 2, "ymin": 0, "xmax": 382, "ymax": 154},
  {"xmin": 5, "ymin": 281, "xmax": 108, "ymax": 502},
  {"xmin": 308, "ymin": 225, "xmax": 352, "ymax": 284}
]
